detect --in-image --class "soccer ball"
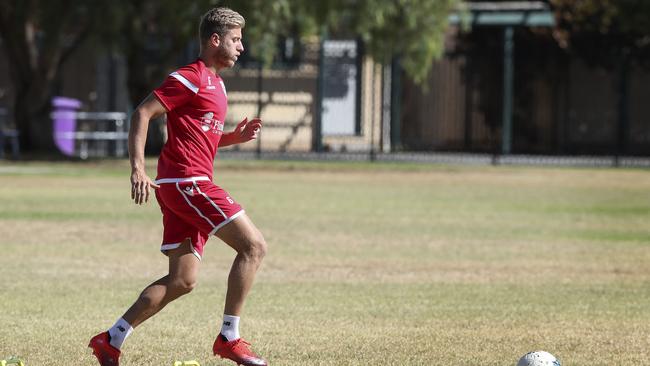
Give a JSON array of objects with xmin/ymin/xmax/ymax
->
[{"xmin": 517, "ymin": 351, "xmax": 561, "ymax": 366}]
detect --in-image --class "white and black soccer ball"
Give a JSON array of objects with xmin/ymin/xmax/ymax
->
[{"xmin": 517, "ymin": 351, "xmax": 561, "ymax": 366}]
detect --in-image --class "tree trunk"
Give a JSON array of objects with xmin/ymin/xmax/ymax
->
[
  {"xmin": 0, "ymin": 1, "xmax": 91, "ymax": 154},
  {"xmin": 13, "ymin": 78, "xmax": 56, "ymax": 153}
]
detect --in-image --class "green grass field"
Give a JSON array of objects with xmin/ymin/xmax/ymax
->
[{"xmin": 1, "ymin": 159, "xmax": 649, "ymax": 365}]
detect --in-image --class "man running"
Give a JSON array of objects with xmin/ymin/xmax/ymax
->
[{"xmin": 89, "ymin": 7, "xmax": 267, "ymax": 366}]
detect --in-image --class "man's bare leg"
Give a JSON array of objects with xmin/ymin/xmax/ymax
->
[
  {"xmin": 122, "ymin": 239, "xmax": 201, "ymax": 327},
  {"xmin": 89, "ymin": 239, "xmax": 200, "ymax": 364},
  {"xmin": 212, "ymin": 213, "xmax": 268, "ymax": 365},
  {"xmin": 216, "ymin": 213, "xmax": 267, "ymax": 316}
]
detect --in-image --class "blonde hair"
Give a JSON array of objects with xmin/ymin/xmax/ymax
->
[{"xmin": 199, "ymin": 7, "xmax": 245, "ymax": 44}]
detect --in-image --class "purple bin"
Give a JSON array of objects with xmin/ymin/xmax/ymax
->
[{"xmin": 52, "ymin": 96, "xmax": 82, "ymax": 156}]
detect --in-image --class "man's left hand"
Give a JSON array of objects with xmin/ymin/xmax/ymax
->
[{"xmin": 234, "ymin": 117, "xmax": 262, "ymax": 143}]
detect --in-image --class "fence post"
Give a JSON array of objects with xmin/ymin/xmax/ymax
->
[
  {"xmin": 256, "ymin": 62, "xmax": 263, "ymax": 159},
  {"xmin": 313, "ymin": 27, "xmax": 326, "ymax": 153},
  {"xmin": 390, "ymin": 56, "xmax": 402, "ymax": 151},
  {"xmin": 502, "ymin": 26, "xmax": 514, "ymax": 155},
  {"xmin": 615, "ymin": 52, "xmax": 629, "ymax": 167}
]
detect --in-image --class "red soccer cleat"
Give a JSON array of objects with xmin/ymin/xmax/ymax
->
[
  {"xmin": 213, "ymin": 334, "xmax": 267, "ymax": 366},
  {"xmin": 88, "ymin": 332, "xmax": 121, "ymax": 366}
]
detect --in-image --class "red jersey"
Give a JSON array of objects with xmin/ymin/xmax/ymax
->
[{"xmin": 153, "ymin": 59, "xmax": 228, "ymax": 181}]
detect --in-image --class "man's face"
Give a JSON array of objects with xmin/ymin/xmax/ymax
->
[{"xmin": 215, "ymin": 27, "xmax": 244, "ymax": 68}]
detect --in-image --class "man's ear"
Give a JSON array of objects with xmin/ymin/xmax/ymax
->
[{"xmin": 211, "ymin": 33, "xmax": 221, "ymax": 47}]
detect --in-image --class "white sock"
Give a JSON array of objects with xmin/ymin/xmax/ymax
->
[
  {"xmin": 108, "ymin": 318, "xmax": 133, "ymax": 350},
  {"xmin": 220, "ymin": 314, "xmax": 240, "ymax": 341}
]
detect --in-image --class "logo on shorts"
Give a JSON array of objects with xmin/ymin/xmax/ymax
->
[
  {"xmin": 200, "ymin": 112, "xmax": 224, "ymax": 135},
  {"xmin": 184, "ymin": 186, "xmax": 195, "ymax": 196}
]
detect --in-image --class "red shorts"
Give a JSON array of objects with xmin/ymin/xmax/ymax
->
[{"xmin": 154, "ymin": 177, "xmax": 244, "ymax": 260}]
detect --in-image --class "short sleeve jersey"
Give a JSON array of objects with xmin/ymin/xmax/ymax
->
[{"xmin": 153, "ymin": 59, "xmax": 228, "ymax": 180}]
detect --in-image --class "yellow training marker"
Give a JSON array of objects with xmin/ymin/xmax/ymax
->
[
  {"xmin": 0, "ymin": 357, "xmax": 25, "ymax": 366},
  {"xmin": 173, "ymin": 361, "xmax": 200, "ymax": 366}
]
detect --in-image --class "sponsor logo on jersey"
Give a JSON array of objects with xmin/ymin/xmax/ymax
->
[{"xmin": 200, "ymin": 112, "xmax": 224, "ymax": 134}]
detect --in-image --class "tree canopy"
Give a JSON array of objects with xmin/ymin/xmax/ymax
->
[
  {"xmin": 0, "ymin": 0, "xmax": 459, "ymax": 151},
  {"xmin": 551, "ymin": 0, "xmax": 650, "ymax": 69},
  {"xmin": 5, "ymin": 0, "xmax": 650, "ymax": 152},
  {"xmin": 227, "ymin": 0, "xmax": 459, "ymax": 83}
]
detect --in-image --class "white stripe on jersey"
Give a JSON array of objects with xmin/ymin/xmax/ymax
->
[
  {"xmin": 170, "ymin": 71, "xmax": 199, "ymax": 94},
  {"xmin": 219, "ymin": 80, "xmax": 227, "ymax": 97}
]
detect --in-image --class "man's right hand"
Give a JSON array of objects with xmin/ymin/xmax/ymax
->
[{"xmin": 130, "ymin": 169, "xmax": 160, "ymax": 205}]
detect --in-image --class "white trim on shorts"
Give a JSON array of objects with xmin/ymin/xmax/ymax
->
[
  {"xmin": 175, "ymin": 182, "xmax": 218, "ymax": 231},
  {"xmin": 160, "ymin": 240, "xmax": 202, "ymax": 260},
  {"xmin": 189, "ymin": 181, "xmax": 245, "ymax": 235},
  {"xmin": 173, "ymin": 180, "xmax": 246, "ymax": 235},
  {"xmin": 160, "ymin": 178, "xmax": 244, "ymax": 258},
  {"xmin": 209, "ymin": 209, "xmax": 245, "ymax": 235},
  {"xmin": 194, "ymin": 181, "xmax": 227, "ymax": 218},
  {"xmin": 155, "ymin": 176, "xmax": 210, "ymax": 185}
]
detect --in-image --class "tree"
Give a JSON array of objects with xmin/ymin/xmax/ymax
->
[
  {"xmin": 0, "ymin": 0, "xmax": 460, "ymax": 152},
  {"xmin": 98, "ymin": 0, "xmax": 217, "ymax": 109},
  {"xmin": 550, "ymin": 0, "xmax": 650, "ymax": 156},
  {"xmin": 229, "ymin": 0, "xmax": 460, "ymax": 84},
  {"xmin": 551, "ymin": 0, "xmax": 650, "ymax": 69},
  {"xmin": 338, "ymin": 0, "xmax": 459, "ymax": 84},
  {"xmin": 0, "ymin": 0, "xmax": 106, "ymax": 151}
]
